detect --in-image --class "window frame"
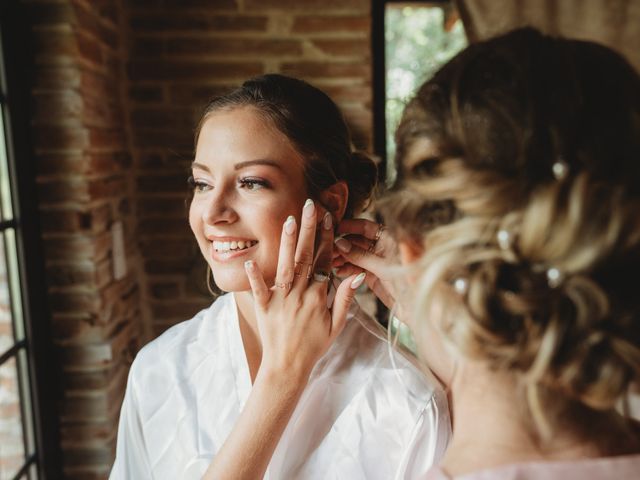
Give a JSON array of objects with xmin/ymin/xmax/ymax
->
[
  {"xmin": 371, "ymin": 0, "xmax": 457, "ymax": 183},
  {"xmin": 0, "ymin": 1, "xmax": 62, "ymax": 478}
]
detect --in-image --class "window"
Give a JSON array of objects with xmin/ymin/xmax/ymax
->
[
  {"xmin": 0, "ymin": 2, "xmax": 61, "ymax": 478},
  {"xmin": 372, "ymin": 0, "xmax": 467, "ymax": 346},
  {"xmin": 0, "ymin": 35, "xmax": 39, "ymax": 480},
  {"xmin": 373, "ymin": 0, "xmax": 467, "ymax": 184}
]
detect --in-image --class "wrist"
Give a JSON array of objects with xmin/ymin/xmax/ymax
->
[{"xmin": 256, "ymin": 361, "xmax": 311, "ymax": 395}]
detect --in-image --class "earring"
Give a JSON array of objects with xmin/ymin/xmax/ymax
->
[{"xmin": 206, "ymin": 264, "xmax": 218, "ymax": 296}]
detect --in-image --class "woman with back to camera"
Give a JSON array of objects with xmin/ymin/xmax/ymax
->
[
  {"xmin": 110, "ymin": 74, "xmax": 450, "ymax": 479},
  {"xmin": 335, "ymin": 28, "xmax": 640, "ymax": 479}
]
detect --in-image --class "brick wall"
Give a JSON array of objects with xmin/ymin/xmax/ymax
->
[
  {"xmin": 26, "ymin": 0, "xmax": 374, "ymax": 477},
  {"xmin": 127, "ymin": 0, "xmax": 374, "ymax": 338},
  {"xmin": 28, "ymin": 0, "xmax": 142, "ymax": 477}
]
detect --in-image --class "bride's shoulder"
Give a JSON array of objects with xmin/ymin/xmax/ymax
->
[{"xmin": 130, "ymin": 293, "xmax": 232, "ymax": 377}]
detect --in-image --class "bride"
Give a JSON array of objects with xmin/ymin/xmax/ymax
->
[{"xmin": 110, "ymin": 74, "xmax": 450, "ymax": 480}]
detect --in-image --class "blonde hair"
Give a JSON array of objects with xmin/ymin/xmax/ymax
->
[{"xmin": 381, "ymin": 28, "xmax": 640, "ymax": 442}]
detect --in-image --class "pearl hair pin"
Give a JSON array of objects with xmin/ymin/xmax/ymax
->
[
  {"xmin": 552, "ymin": 159, "xmax": 569, "ymax": 180},
  {"xmin": 453, "ymin": 278, "xmax": 468, "ymax": 295},
  {"xmin": 546, "ymin": 267, "xmax": 564, "ymax": 288},
  {"xmin": 497, "ymin": 229, "xmax": 512, "ymax": 250}
]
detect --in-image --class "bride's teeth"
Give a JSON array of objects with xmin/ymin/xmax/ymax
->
[{"xmin": 212, "ymin": 239, "xmax": 257, "ymax": 252}]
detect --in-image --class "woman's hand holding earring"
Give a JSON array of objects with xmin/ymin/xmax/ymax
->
[{"xmin": 333, "ymin": 218, "xmax": 410, "ymax": 322}]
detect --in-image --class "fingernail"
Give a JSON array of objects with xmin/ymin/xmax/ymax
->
[
  {"xmin": 284, "ymin": 215, "xmax": 296, "ymax": 235},
  {"xmin": 323, "ymin": 212, "xmax": 332, "ymax": 230},
  {"xmin": 244, "ymin": 260, "xmax": 254, "ymax": 272},
  {"xmin": 335, "ymin": 237, "xmax": 351, "ymax": 253},
  {"xmin": 350, "ymin": 272, "xmax": 366, "ymax": 289},
  {"xmin": 303, "ymin": 198, "xmax": 315, "ymax": 218}
]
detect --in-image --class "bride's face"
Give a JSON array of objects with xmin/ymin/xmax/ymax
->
[{"xmin": 189, "ymin": 106, "xmax": 309, "ymax": 292}]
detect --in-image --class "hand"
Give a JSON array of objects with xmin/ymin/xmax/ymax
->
[
  {"xmin": 333, "ymin": 218, "xmax": 410, "ymax": 322},
  {"xmin": 244, "ymin": 199, "xmax": 365, "ymax": 382}
]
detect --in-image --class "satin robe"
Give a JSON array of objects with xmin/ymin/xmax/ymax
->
[{"xmin": 110, "ymin": 293, "xmax": 451, "ymax": 479}]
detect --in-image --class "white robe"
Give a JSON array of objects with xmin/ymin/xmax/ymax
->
[{"xmin": 110, "ymin": 293, "xmax": 450, "ymax": 479}]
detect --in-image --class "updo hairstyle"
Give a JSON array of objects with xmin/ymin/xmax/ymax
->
[
  {"xmin": 195, "ymin": 74, "xmax": 377, "ymax": 218},
  {"xmin": 381, "ymin": 28, "xmax": 640, "ymax": 440}
]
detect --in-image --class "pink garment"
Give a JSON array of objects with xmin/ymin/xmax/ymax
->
[{"xmin": 422, "ymin": 454, "xmax": 640, "ymax": 480}]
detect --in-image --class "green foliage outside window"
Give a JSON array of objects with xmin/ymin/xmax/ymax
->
[
  {"xmin": 385, "ymin": 5, "xmax": 467, "ymax": 184},
  {"xmin": 385, "ymin": 5, "xmax": 466, "ymax": 353}
]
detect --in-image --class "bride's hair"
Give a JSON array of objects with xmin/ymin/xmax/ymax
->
[
  {"xmin": 195, "ymin": 74, "xmax": 377, "ymax": 218},
  {"xmin": 380, "ymin": 27, "xmax": 640, "ymax": 444}
]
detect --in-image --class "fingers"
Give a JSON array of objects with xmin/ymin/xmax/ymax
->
[
  {"xmin": 244, "ymin": 260, "xmax": 270, "ymax": 308},
  {"xmin": 337, "ymin": 218, "xmax": 381, "ymax": 239},
  {"xmin": 274, "ymin": 215, "xmax": 296, "ymax": 290},
  {"xmin": 293, "ymin": 199, "xmax": 317, "ymax": 281},
  {"xmin": 330, "ymin": 272, "xmax": 367, "ymax": 340},
  {"xmin": 334, "ymin": 237, "xmax": 387, "ymax": 277},
  {"xmin": 312, "ymin": 212, "xmax": 334, "ymax": 280}
]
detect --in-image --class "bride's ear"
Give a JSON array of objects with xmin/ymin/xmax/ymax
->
[{"xmin": 319, "ymin": 181, "xmax": 349, "ymax": 221}]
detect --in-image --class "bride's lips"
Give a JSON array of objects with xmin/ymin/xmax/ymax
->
[{"xmin": 208, "ymin": 237, "xmax": 258, "ymax": 263}]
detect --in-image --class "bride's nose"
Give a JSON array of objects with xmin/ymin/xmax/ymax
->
[{"xmin": 202, "ymin": 188, "xmax": 238, "ymax": 225}]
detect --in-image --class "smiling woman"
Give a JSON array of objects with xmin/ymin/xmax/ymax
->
[{"xmin": 109, "ymin": 74, "xmax": 450, "ymax": 480}]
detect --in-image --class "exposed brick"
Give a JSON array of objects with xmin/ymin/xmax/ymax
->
[
  {"xmin": 145, "ymin": 259, "xmax": 193, "ymax": 275},
  {"xmin": 88, "ymin": 176, "xmax": 128, "ymax": 202},
  {"xmin": 37, "ymin": 152, "xmax": 131, "ymax": 176},
  {"xmin": 49, "ymin": 290, "xmax": 102, "ymax": 314},
  {"xmin": 280, "ymin": 61, "xmax": 371, "ymax": 79},
  {"xmin": 46, "ymin": 261, "xmax": 107, "ymax": 289},
  {"xmin": 150, "ymin": 301, "xmax": 207, "ymax": 320},
  {"xmin": 132, "ymin": 128, "xmax": 194, "ymax": 151},
  {"xmin": 312, "ymin": 39, "xmax": 370, "ymax": 57},
  {"xmin": 88, "ymin": 128, "xmax": 125, "ymax": 149},
  {"xmin": 168, "ymin": 84, "xmax": 235, "ymax": 106},
  {"xmin": 33, "ymin": 91, "xmax": 84, "ymax": 123},
  {"xmin": 44, "ymin": 232, "xmax": 112, "ymax": 262},
  {"xmin": 40, "ymin": 205, "xmax": 111, "ymax": 234},
  {"xmin": 165, "ymin": 38, "xmax": 303, "ymax": 57},
  {"xmin": 245, "ymin": 0, "xmax": 370, "ymax": 12},
  {"xmin": 292, "ymin": 15, "xmax": 370, "ymax": 33},
  {"xmin": 34, "ymin": 125, "xmax": 90, "ymax": 151},
  {"xmin": 32, "ymin": 30, "xmax": 79, "ymax": 58},
  {"xmin": 77, "ymin": 32, "xmax": 104, "ymax": 66},
  {"xmin": 27, "ymin": 2, "xmax": 76, "ymax": 26},
  {"xmin": 137, "ymin": 197, "xmax": 190, "ymax": 217},
  {"xmin": 129, "ymin": 86, "xmax": 164, "ymax": 103},
  {"xmin": 138, "ymin": 218, "xmax": 190, "ymax": 235},
  {"xmin": 149, "ymin": 282, "xmax": 180, "ymax": 299},
  {"xmin": 130, "ymin": 107, "xmax": 199, "ymax": 130},
  {"xmin": 319, "ymin": 83, "xmax": 371, "ymax": 104},
  {"xmin": 37, "ymin": 178, "xmax": 91, "ymax": 204},
  {"xmin": 130, "ymin": 13, "xmax": 267, "ymax": 32},
  {"xmin": 128, "ymin": 60, "xmax": 263, "ymax": 81},
  {"xmin": 33, "ymin": 65, "xmax": 82, "ymax": 89}
]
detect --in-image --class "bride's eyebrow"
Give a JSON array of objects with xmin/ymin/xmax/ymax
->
[
  {"xmin": 190, "ymin": 159, "xmax": 283, "ymax": 172},
  {"xmin": 234, "ymin": 159, "xmax": 283, "ymax": 171},
  {"xmin": 191, "ymin": 162, "xmax": 210, "ymax": 172}
]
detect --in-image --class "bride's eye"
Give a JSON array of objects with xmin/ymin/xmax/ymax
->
[
  {"xmin": 238, "ymin": 177, "xmax": 270, "ymax": 191},
  {"xmin": 187, "ymin": 176, "xmax": 212, "ymax": 193}
]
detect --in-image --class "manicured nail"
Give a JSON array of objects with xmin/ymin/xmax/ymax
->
[
  {"xmin": 350, "ymin": 272, "xmax": 366, "ymax": 289},
  {"xmin": 284, "ymin": 215, "xmax": 296, "ymax": 235},
  {"xmin": 303, "ymin": 198, "xmax": 315, "ymax": 218},
  {"xmin": 323, "ymin": 212, "xmax": 332, "ymax": 230},
  {"xmin": 334, "ymin": 237, "xmax": 352, "ymax": 253},
  {"xmin": 244, "ymin": 260, "xmax": 254, "ymax": 272}
]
